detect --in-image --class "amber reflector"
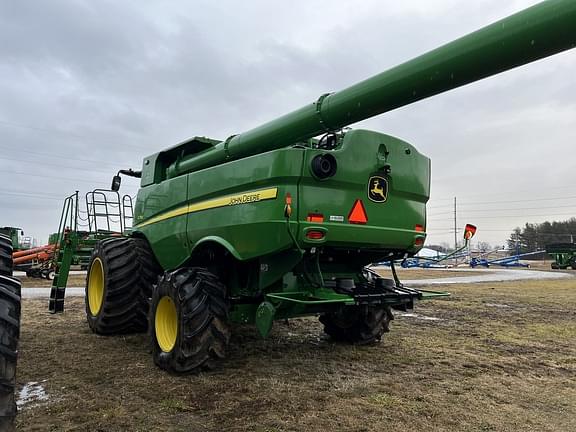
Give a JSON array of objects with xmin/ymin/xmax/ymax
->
[{"xmin": 307, "ymin": 213, "xmax": 324, "ymax": 223}]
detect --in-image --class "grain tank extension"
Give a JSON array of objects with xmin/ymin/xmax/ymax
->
[{"xmin": 76, "ymin": 1, "xmax": 575, "ymax": 373}]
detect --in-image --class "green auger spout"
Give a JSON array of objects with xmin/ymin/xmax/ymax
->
[{"xmin": 166, "ymin": 0, "xmax": 576, "ymax": 179}]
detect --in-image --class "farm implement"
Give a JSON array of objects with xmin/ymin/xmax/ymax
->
[
  {"xmin": 48, "ymin": 0, "xmax": 576, "ymax": 373},
  {"xmin": 469, "ymin": 250, "xmax": 546, "ymax": 268},
  {"xmin": 48, "ymin": 189, "xmax": 133, "ymax": 313},
  {"xmin": 400, "ymin": 225, "xmax": 476, "ymax": 268},
  {"xmin": 546, "ymin": 243, "xmax": 576, "ymax": 270}
]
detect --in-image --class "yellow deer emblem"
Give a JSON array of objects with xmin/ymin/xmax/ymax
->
[{"xmin": 368, "ymin": 176, "xmax": 387, "ymax": 202}]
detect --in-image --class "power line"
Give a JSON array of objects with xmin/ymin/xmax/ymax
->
[
  {"xmin": 0, "ymin": 118, "xmax": 150, "ymax": 151},
  {"xmin": 0, "ymin": 144, "xmax": 125, "ymax": 168},
  {"xmin": 0, "ymin": 190, "xmax": 65, "ymax": 201},
  {"xmin": 429, "ymin": 204, "xmax": 576, "ymax": 216},
  {"xmin": 0, "ymin": 154, "xmax": 112, "ymax": 174},
  {"xmin": 0, "ymin": 170, "xmax": 110, "ymax": 185},
  {"xmin": 429, "ymin": 211, "xmax": 576, "ymax": 221},
  {"xmin": 428, "ymin": 195, "xmax": 576, "ymax": 209}
]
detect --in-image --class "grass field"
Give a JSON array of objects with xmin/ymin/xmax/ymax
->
[{"xmin": 15, "ymin": 276, "xmax": 576, "ymax": 431}]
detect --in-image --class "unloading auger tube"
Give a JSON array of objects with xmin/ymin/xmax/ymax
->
[{"xmin": 165, "ymin": 0, "xmax": 576, "ymax": 178}]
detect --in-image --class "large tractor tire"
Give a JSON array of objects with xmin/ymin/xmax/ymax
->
[
  {"xmin": 0, "ymin": 234, "xmax": 12, "ymax": 277},
  {"xmin": 150, "ymin": 267, "xmax": 230, "ymax": 373},
  {"xmin": 320, "ymin": 305, "xmax": 393, "ymax": 345},
  {"xmin": 86, "ymin": 237, "xmax": 161, "ymax": 335},
  {"xmin": 0, "ymin": 234, "xmax": 21, "ymax": 429}
]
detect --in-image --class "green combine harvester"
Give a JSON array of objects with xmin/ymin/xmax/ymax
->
[
  {"xmin": 50, "ymin": 0, "xmax": 576, "ymax": 373},
  {"xmin": 546, "ymin": 243, "xmax": 576, "ymax": 270}
]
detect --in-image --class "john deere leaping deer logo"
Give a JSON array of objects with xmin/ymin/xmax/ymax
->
[{"xmin": 368, "ymin": 176, "xmax": 388, "ymax": 203}]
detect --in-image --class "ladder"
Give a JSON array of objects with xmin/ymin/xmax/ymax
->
[{"xmin": 49, "ymin": 189, "xmax": 134, "ymax": 313}]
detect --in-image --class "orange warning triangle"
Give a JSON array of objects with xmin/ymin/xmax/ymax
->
[{"xmin": 348, "ymin": 199, "xmax": 368, "ymax": 224}]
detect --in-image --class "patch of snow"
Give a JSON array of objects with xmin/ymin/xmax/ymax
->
[
  {"xmin": 17, "ymin": 380, "xmax": 49, "ymax": 408},
  {"xmin": 397, "ymin": 312, "xmax": 443, "ymax": 321}
]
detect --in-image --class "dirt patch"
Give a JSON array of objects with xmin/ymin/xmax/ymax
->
[{"xmin": 16, "ymin": 279, "xmax": 576, "ymax": 431}]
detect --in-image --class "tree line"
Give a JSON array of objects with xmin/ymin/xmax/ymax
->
[{"xmin": 507, "ymin": 217, "xmax": 576, "ymax": 253}]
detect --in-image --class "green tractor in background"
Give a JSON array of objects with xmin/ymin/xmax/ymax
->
[
  {"xmin": 546, "ymin": 243, "xmax": 576, "ymax": 270},
  {"xmin": 0, "ymin": 227, "xmax": 25, "ymax": 253},
  {"xmin": 55, "ymin": 1, "xmax": 576, "ymax": 373}
]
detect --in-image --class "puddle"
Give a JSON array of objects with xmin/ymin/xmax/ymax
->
[{"xmin": 17, "ymin": 380, "xmax": 49, "ymax": 408}]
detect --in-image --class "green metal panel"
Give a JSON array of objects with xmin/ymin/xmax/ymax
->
[
  {"xmin": 133, "ymin": 175, "xmax": 190, "ymax": 269},
  {"xmin": 297, "ymin": 130, "xmax": 428, "ymax": 253}
]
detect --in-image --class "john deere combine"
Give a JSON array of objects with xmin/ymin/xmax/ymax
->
[{"xmin": 65, "ymin": 0, "xmax": 576, "ymax": 373}]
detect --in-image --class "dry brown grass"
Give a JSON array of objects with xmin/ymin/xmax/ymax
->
[
  {"xmin": 16, "ymin": 277, "xmax": 576, "ymax": 431},
  {"xmin": 18, "ymin": 275, "xmax": 87, "ymax": 288}
]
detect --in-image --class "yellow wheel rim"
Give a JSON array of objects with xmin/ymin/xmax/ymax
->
[
  {"xmin": 87, "ymin": 258, "xmax": 104, "ymax": 316},
  {"xmin": 155, "ymin": 296, "xmax": 178, "ymax": 352}
]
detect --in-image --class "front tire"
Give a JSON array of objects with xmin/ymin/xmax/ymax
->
[
  {"xmin": 320, "ymin": 305, "xmax": 393, "ymax": 345},
  {"xmin": 150, "ymin": 268, "xmax": 230, "ymax": 373},
  {"xmin": 0, "ymin": 234, "xmax": 21, "ymax": 429},
  {"xmin": 86, "ymin": 237, "xmax": 161, "ymax": 334}
]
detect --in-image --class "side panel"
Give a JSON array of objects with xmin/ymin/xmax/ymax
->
[
  {"xmin": 133, "ymin": 148, "xmax": 305, "ymax": 270},
  {"xmin": 185, "ymin": 149, "xmax": 305, "ymax": 261},
  {"xmin": 298, "ymin": 129, "xmax": 429, "ymax": 255},
  {"xmin": 133, "ymin": 176, "xmax": 189, "ymax": 269}
]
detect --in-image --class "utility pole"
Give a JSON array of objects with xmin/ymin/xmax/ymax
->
[{"xmin": 454, "ymin": 197, "xmax": 457, "ymax": 266}]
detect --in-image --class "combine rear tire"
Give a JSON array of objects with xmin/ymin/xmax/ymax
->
[
  {"xmin": 150, "ymin": 268, "xmax": 230, "ymax": 373},
  {"xmin": 320, "ymin": 305, "xmax": 393, "ymax": 345},
  {"xmin": 86, "ymin": 237, "xmax": 161, "ymax": 334},
  {"xmin": 0, "ymin": 234, "xmax": 21, "ymax": 429}
]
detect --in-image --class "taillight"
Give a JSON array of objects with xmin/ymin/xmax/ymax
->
[{"xmin": 306, "ymin": 230, "xmax": 325, "ymax": 240}]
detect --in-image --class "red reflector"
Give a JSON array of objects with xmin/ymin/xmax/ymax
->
[
  {"xmin": 464, "ymin": 223, "xmax": 477, "ymax": 240},
  {"xmin": 415, "ymin": 238, "xmax": 424, "ymax": 247},
  {"xmin": 306, "ymin": 213, "xmax": 324, "ymax": 223},
  {"xmin": 415, "ymin": 224, "xmax": 425, "ymax": 232},
  {"xmin": 306, "ymin": 230, "xmax": 325, "ymax": 240},
  {"xmin": 348, "ymin": 199, "xmax": 368, "ymax": 224}
]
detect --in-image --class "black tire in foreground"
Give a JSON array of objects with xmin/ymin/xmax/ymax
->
[
  {"xmin": 150, "ymin": 267, "xmax": 230, "ymax": 374},
  {"xmin": 320, "ymin": 305, "xmax": 394, "ymax": 345},
  {"xmin": 0, "ymin": 235, "xmax": 12, "ymax": 277},
  {"xmin": 0, "ymin": 234, "xmax": 21, "ymax": 429},
  {"xmin": 86, "ymin": 237, "xmax": 162, "ymax": 335}
]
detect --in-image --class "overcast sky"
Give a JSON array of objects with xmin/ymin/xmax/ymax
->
[{"xmin": 1, "ymin": 0, "xmax": 574, "ymax": 249}]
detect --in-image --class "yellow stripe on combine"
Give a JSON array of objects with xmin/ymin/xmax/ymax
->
[{"xmin": 135, "ymin": 187, "xmax": 278, "ymax": 228}]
